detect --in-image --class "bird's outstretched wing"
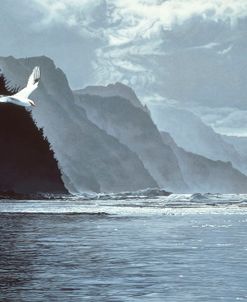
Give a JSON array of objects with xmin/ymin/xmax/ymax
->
[{"xmin": 14, "ymin": 66, "xmax": 40, "ymax": 99}]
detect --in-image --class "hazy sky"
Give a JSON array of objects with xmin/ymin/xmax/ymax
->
[{"xmin": 1, "ymin": 0, "xmax": 247, "ymax": 135}]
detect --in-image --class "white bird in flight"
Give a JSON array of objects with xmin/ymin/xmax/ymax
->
[{"xmin": 0, "ymin": 66, "xmax": 40, "ymax": 107}]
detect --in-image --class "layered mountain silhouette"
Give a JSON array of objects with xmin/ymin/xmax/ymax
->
[
  {"xmin": 150, "ymin": 105, "xmax": 247, "ymax": 175},
  {"xmin": 75, "ymin": 93, "xmax": 187, "ymax": 192},
  {"xmin": 161, "ymin": 131, "xmax": 247, "ymax": 193},
  {"xmin": 1, "ymin": 55, "xmax": 247, "ymax": 194},
  {"xmin": 75, "ymin": 83, "xmax": 247, "ymax": 194},
  {"xmin": 0, "ymin": 56, "xmax": 157, "ymax": 193},
  {"xmin": 0, "ymin": 72, "xmax": 67, "ymax": 194}
]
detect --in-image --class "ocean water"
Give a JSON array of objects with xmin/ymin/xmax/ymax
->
[{"xmin": 1, "ymin": 194, "xmax": 247, "ymax": 301}]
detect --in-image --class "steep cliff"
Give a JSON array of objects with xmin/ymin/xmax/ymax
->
[{"xmin": 75, "ymin": 93, "xmax": 187, "ymax": 192}]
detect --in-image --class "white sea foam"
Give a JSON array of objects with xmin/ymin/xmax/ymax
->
[{"xmin": 1, "ymin": 193, "xmax": 247, "ymax": 216}]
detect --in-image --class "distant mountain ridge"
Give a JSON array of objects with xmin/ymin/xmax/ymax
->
[
  {"xmin": 150, "ymin": 105, "xmax": 247, "ymax": 175},
  {"xmin": 75, "ymin": 82, "xmax": 149, "ymax": 113},
  {"xmin": 161, "ymin": 131, "xmax": 247, "ymax": 193}
]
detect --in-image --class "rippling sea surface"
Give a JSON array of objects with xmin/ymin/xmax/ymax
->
[{"xmin": 1, "ymin": 193, "xmax": 247, "ymax": 301}]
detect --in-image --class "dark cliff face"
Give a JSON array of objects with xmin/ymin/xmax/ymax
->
[{"xmin": 0, "ymin": 74, "xmax": 67, "ymax": 194}]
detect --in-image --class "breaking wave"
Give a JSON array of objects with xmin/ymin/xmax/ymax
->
[{"xmin": 1, "ymin": 192, "xmax": 247, "ymax": 216}]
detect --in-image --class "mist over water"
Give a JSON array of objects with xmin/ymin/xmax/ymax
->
[{"xmin": 1, "ymin": 195, "xmax": 247, "ymax": 301}]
